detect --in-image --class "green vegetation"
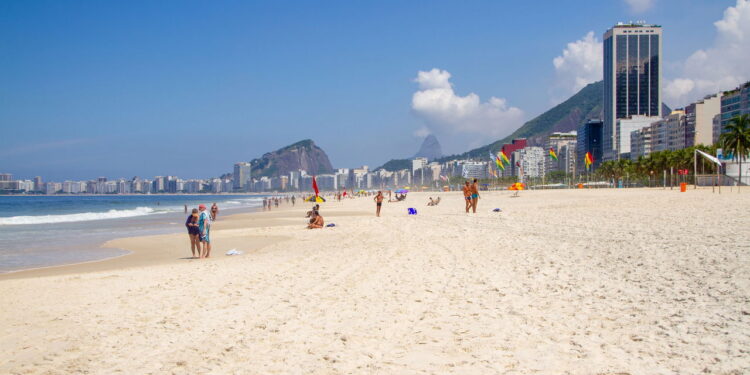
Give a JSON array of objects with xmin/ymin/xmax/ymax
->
[
  {"xmin": 594, "ymin": 144, "xmax": 718, "ymax": 185},
  {"xmin": 437, "ymin": 80, "xmax": 604, "ymax": 161},
  {"xmin": 377, "ymin": 158, "xmax": 412, "ymax": 172},
  {"xmin": 718, "ymin": 114, "xmax": 750, "ymax": 191},
  {"xmin": 593, "ymin": 115, "xmax": 750, "ymax": 188}
]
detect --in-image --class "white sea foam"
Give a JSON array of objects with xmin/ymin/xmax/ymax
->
[{"xmin": 0, "ymin": 207, "xmax": 160, "ymax": 226}]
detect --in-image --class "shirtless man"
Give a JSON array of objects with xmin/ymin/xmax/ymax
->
[
  {"xmin": 307, "ymin": 211, "xmax": 324, "ymax": 229},
  {"xmin": 470, "ymin": 178, "xmax": 480, "ymax": 213},
  {"xmin": 462, "ymin": 181, "xmax": 472, "ymax": 213},
  {"xmin": 374, "ymin": 191, "xmax": 384, "ymax": 217}
]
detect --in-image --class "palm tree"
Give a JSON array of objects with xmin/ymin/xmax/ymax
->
[{"xmin": 719, "ymin": 114, "xmax": 750, "ymax": 191}]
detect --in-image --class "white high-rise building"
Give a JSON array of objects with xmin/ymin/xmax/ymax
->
[
  {"xmin": 233, "ymin": 162, "xmax": 252, "ymax": 190},
  {"xmin": 513, "ymin": 147, "xmax": 546, "ymax": 180}
]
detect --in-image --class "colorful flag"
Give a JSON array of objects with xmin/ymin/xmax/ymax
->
[
  {"xmin": 585, "ymin": 152, "xmax": 594, "ymax": 168},
  {"xmin": 549, "ymin": 148, "xmax": 558, "ymax": 161},
  {"xmin": 490, "ymin": 152, "xmax": 505, "ymax": 171},
  {"xmin": 312, "ymin": 175, "xmax": 320, "ymax": 196},
  {"xmin": 499, "ymin": 151, "xmax": 510, "ymax": 165}
]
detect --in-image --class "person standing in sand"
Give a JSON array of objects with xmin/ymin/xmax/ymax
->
[
  {"xmin": 463, "ymin": 181, "xmax": 472, "ymax": 213},
  {"xmin": 210, "ymin": 203, "xmax": 219, "ymax": 221},
  {"xmin": 198, "ymin": 204, "xmax": 212, "ymax": 258},
  {"xmin": 374, "ymin": 191, "xmax": 384, "ymax": 217},
  {"xmin": 470, "ymin": 178, "xmax": 480, "ymax": 213},
  {"xmin": 185, "ymin": 208, "xmax": 200, "ymax": 258}
]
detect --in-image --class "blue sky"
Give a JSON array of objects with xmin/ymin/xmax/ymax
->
[{"xmin": 1, "ymin": 0, "xmax": 747, "ymax": 180}]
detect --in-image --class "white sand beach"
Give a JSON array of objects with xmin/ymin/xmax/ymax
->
[{"xmin": 1, "ymin": 188, "xmax": 749, "ymax": 374}]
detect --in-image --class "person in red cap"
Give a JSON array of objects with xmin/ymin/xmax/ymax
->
[{"xmin": 198, "ymin": 204, "xmax": 212, "ymax": 258}]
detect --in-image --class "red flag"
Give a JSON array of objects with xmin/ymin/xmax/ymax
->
[{"xmin": 312, "ymin": 176, "xmax": 320, "ymax": 197}]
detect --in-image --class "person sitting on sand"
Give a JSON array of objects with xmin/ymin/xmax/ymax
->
[
  {"xmin": 307, "ymin": 210, "xmax": 324, "ymax": 229},
  {"xmin": 427, "ymin": 197, "xmax": 435, "ymax": 206},
  {"xmin": 185, "ymin": 208, "xmax": 200, "ymax": 258},
  {"xmin": 210, "ymin": 203, "xmax": 219, "ymax": 221}
]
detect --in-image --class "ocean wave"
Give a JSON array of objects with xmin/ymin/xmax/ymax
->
[{"xmin": 0, "ymin": 207, "xmax": 160, "ymax": 226}]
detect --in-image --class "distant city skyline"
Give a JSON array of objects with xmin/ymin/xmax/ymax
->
[{"xmin": 2, "ymin": 0, "xmax": 748, "ymax": 180}]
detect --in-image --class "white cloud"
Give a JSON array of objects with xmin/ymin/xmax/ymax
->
[
  {"xmin": 413, "ymin": 126, "xmax": 431, "ymax": 138},
  {"xmin": 665, "ymin": 0, "xmax": 750, "ymax": 106},
  {"xmin": 550, "ymin": 31, "xmax": 603, "ymax": 103},
  {"xmin": 411, "ymin": 68, "xmax": 524, "ymax": 139},
  {"xmin": 625, "ymin": 0, "xmax": 655, "ymax": 13}
]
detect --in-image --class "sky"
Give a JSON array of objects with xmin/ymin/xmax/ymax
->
[{"xmin": 2, "ymin": 0, "xmax": 749, "ymax": 181}]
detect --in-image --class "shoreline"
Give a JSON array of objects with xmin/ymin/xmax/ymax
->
[
  {"xmin": 0, "ymin": 199, "xmax": 369, "ymax": 280},
  {"xmin": 0, "ymin": 203, "xmax": 300, "ymax": 280}
]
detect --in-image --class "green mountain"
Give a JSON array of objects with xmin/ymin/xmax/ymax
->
[
  {"xmin": 250, "ymin": 139, "xmax": 334, "ymax": 177},
  {"xmin": 377, "ymin": 80, "xmax": 604, "ymax": 170},
  {"xmin": 440, "ymin": 80, "xmax": 604, "ymax": 160}
]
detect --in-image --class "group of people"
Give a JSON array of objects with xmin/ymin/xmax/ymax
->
[
  {"xmin": 185, "ymin": 203, "xmax": 218, "ymax": 259},
  {"xmin": 463, "ymin": 179, "xmax": 481, "ymax": 213},
  {"xmin": 263, "ymin": 195, "xmax": 296, "ymax": 211}
]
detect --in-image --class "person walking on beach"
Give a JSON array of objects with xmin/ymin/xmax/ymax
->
[
  {"xmin": 470, "ymin": 178, "xmax": 480, "ymax": 213},
  {"xmin": 185, "ymin": 208, "xmax": 200, "ymax": 258},
  {"xmin": 210, "ymin": 203, "xmax": 219, "ymax": 221},
  {"xmin": 291, "ymin": 195, "xmax": 295, "ymax": 206},
  {"xmin": 198, "ymin": 204, "xmax": 212, "ymax": 258},
  {"xmin": 184, "ymin": 204, "xmax": 187, "ymax": 214},
  {"xmin": 463, "ymin": 181, "xmax": 472, "ymax": 213},
  {"xmin": 374, "ymin": 191, "xmax": 384, "ymax": 217}
]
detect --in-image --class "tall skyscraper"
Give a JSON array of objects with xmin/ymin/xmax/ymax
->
[
  {"xmin": 603, "ymin": 22, "xmax": 662, "ymax": 160},
  {"xmin": 233, "ymin": 162, "xmax": 252, "ymax": 191}
]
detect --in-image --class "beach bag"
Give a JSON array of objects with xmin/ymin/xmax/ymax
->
[{"xmin": 408, "ymin": 208, "xmax": 417, "ymax": 215}]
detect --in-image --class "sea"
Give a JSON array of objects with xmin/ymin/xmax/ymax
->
[{"xmin": 0, "ymin": 195, "xmax": 267, "ymax": 273}]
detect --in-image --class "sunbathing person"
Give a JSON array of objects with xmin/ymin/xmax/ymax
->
[{"xmin": 307, "ymin": 211, "xmax": 324, "ymax": 229}]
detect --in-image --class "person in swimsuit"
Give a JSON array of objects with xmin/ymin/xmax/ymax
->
[
  {"xmin": 307, "ymin": 210, "xmax": 324, "ymax": 229},
  {"xmin": 470, "ymin": 178, "xmax": 480, "ymax": 213},
  {"xmin": 210, "ymin": 203, "xmax": 219, "ymax": 221},
  {"xmin": 463, "ymin": 181, "xmax": 472, "ymax": 213},
  {"xmin": 185, "ymin": 208, "xmax": 200, "ymax": 258},
  {"xmin": 374, "ymin": 191, "xmax": 384, "ymax": 217}
]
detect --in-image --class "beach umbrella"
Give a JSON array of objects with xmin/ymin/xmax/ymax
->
[
  {"xmin": 305, "ymin": 196, "xmax": 326, "ymax": 202},
  {"xmin": 395, "ymin": 189, "xmax": 409, "ymax": 194}
]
